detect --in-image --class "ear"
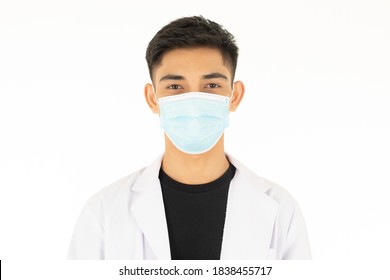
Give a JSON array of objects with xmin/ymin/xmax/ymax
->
[
  {"xmin": 144, "ymin": 83, "xmax": 159, "ymax": 114},
  {"xmin": 229, "ymin": 81, "xmax": 245, "ymax": 112}
]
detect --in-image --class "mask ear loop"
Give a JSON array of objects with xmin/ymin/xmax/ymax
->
[
  {"xmin": 228, "ymin": 84, "xmax": 235, "ymax": 108},
  {"xmin": 152, "ymin": 84, "xmax": 160, "ymax": 105}
]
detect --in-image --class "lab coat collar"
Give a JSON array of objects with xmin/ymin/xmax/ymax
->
[{"xmin": 129, "ymin": 153, "xmax": 278, "ymax": 260}]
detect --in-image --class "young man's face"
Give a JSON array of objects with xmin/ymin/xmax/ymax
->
[
  {"xmin": 144, "ymin": 47, "xmax": 244, "ymax": 114},
  {"xmin": 153, "ymin": 47, "xmax": 234, "ymax": 98}
]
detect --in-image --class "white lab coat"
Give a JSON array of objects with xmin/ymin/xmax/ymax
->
[{"xmin": 67, "ymin": 154, "xmax": 312, "ymax": 260}]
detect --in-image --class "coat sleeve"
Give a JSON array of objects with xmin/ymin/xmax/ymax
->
[
  {"xmin": 67, "ymin": 201, "xmax": 105, "ymax": 260},
  {"xmin": 280, "ymin": 199, "xmax": 312, "ymax": 260}
]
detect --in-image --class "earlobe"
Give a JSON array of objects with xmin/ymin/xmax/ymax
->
[
  {"xmin": 229, "ymin": 81, "xmax": 245, "ymax": 112},
  {"xmin": 144, "ymin": 83, "xmax": 159, "ymax": 114}
]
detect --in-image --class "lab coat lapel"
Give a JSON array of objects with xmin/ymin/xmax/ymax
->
[
  {"xmin": 130, "ymin": 155, "xmax": 171, "ymax": 260},
  {"xmin": 220, "ymin": 156, "xmax": 279, "ymax": 259},
  {"xmin": 124, "ymin": 154, "xmax": 278, "ymax": 260}
]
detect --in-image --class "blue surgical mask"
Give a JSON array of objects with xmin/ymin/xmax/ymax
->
[{"xmin": 157, "ymin": 92, "xmax": 231, "ymax": 154}]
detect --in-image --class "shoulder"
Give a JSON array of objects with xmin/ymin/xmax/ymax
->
[
  {"xmin": 84, "ymin": 167, "xmax": 146, "ymax": 222},
  {"xmin": 67, "ymin": 166, "xmax": 150, "ymax": 259},
  {"xmin": 254, "ymin": 171, "xmax": 300, "ymax": 215},
  {"xmin": 259, "ymin": 175, "xmax": 298, "ymax": 210},
  {"xmin": 229, "ymin": 154, "xmax": 301, "ymax": 216},
  {"xmin": 80, "ymin": 154, "xmax": 164, "ymax": 223}
]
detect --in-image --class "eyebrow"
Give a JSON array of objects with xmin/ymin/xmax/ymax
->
[
  {"xmin": 159, "ymin": 72, "xmax": 228, "ymax": 82},
  {"xmin": 159, "ymin": 74, "xmax": 185, "ymax": 82},
  {"xmin": 202, "ymin": 72, "xmax": 228, "ymax": 80}
]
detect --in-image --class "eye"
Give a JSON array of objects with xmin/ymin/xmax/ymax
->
[
  {"xmin": 206, "ymin": 83, "xmax": 220, "ymax": 89},
  {"xmin": 167, "ymin": 84, "xmax": 183, "ymax": 90}
]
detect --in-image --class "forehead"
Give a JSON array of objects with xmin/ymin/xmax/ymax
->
[{"xmin": 154, "ymin": 47, "xmax": 232, "ymax": 81}]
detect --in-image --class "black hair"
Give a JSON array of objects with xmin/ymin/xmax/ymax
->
[{"xmin": 146, "ymin": 16, "xmax": 239, "ymax": 81}]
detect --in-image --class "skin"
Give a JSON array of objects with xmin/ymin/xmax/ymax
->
[{"xmin": 144, "ymin": 47, "xmax": 245, "ymax": 184}]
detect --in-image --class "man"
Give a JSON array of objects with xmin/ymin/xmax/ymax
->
[{"xmin": 68, "ymin": 16, "xmax": 312, "ymax": 260}]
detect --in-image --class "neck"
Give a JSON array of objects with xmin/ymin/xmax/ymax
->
[{"xmin": 162, "ymin": 134, "xmax": 229, "ymax": 185}]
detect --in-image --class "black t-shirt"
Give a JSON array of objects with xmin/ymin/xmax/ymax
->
[{"xmin": 159, "ymin": 162, "xmax": 236, "ymax": 260}]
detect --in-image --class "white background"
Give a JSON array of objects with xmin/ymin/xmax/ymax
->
[{"xmin": 1, "ymin": 0, "xmax": 389, "ymax": 263}]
